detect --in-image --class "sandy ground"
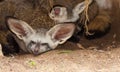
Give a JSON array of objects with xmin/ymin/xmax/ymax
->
[
  {"xmin": 0, "ymin": 0, "xmax": 120, "ymax": 72},
  {"xmin": 0, "ymin": 46, "xmax": 120, "ymax": 72}
]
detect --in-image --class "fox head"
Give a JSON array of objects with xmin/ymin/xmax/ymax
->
[
  {"xmin": 49, "ymin": 0, "xmax": 93, "ymax": 23},
  {"xmin": 6, "ymin": 17, "xmax": 75, "ymax": 55}
]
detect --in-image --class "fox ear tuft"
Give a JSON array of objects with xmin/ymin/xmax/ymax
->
[{"xmin": 6, "ymin": 16, "xmax": 34, "ymax": 39}]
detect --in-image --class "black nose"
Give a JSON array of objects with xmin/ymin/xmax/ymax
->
[{"xmin": 33, "ymin": 47, "xmax": 39, "ymax": 55}]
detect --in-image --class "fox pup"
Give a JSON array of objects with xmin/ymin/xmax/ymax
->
[
  {"xmin": 0, "ymin": 0, "xmax": 55, "ymax": 55},
  {"xmin": 6, "ymin": 16, "xmax": 75, "ymax": 55},
  {"xmin": 49, "ymin": 0, "xmax": 111, "ymax": 38}
]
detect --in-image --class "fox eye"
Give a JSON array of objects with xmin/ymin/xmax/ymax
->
[
  {"xmin": 30, "ymin": 41, "xmax": 36, "ymax": 44},
  {"xmin": 41, "ymin": 43, "xmax": 48, "ymax": 46},
  {"xmin": 41, "ymin": 43, "xmax": 52, "ymax": 50},
  {"xmin": 27, "ymin": 41, "xmax": 36, "ymax": 49}
]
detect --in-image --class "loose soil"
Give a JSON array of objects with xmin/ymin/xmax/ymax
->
[{"xmin": 1, "ymin": 45, "xmax": 120, "ymax": 72}]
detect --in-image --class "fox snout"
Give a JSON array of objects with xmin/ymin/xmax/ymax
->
[
  {"xmin": 33, "ymin": 48, "xmax": 40, "ymax": 55},
  {"xmin": 32, "ymin": 43, "xmax": 41, "ymax": 55},
  {"xmin": 32, "ymin": 43, "xmax": 40, "ymax": 55}
]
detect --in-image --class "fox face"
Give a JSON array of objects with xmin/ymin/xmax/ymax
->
[
  {"xmin": 6, "ymin": 16, "xmax": 75, "ymax": 55},
  {"xmin": 49, "ymin": 0, "xmax": 93, "ymax": 23},
  {"xmin": 49, "ymin": 6, "xmax": 68, "ymax": 23}
]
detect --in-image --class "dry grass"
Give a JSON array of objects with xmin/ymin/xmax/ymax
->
[{"xmin": 84, "ymin": 0, "xmax": 95, "ymax": 35}]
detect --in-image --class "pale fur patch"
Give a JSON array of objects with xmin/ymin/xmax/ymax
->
[
  {"xmin": 0, "ymin": 44, "xmax": 4, "ymax": 57},
  {"xmin": 95, "ymin": 0, "xmax": 112, "ymax": 9}
]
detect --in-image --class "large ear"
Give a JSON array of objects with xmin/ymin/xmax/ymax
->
[
  {"xmin": 73, "ymin": 0, "xmax": 93, "ymax": 14},
  {"xmin": 6, "ymin": 16, "xmax": 34, "ymax": 40},
  {"xmin": 47, "ymin": 23, "xmax": 75, "ymax": 44}
]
